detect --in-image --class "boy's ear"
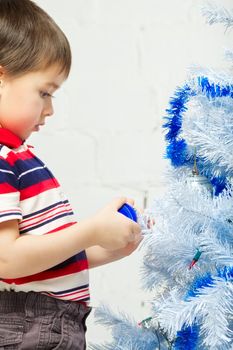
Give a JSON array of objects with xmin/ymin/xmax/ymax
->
[
  {"xmin": 0, "ymin": 67, "xmax": 3, "ymax": 89},
  {"xmin": 0, "ymin": 66, "xmax": 8, "ymax": 88},
  {"xmin": 0, "ymin": 68, "xmax": 3, "ymax": 90},
  {"xmin": 0, "ymin": 66, "xmax": 4, "ymax": 77},
  {"xmin": 0, "ymin": 65, "xmax": 8, "ymax": 80}
]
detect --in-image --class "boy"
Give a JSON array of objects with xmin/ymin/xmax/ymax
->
[{"xmin": 0, "ymin": 0, "xmax": 142, "ymax": 349}]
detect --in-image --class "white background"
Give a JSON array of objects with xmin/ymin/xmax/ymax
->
[{"xmin": 32, "ymin": 0, "xmax": 233, "ymax": 346}]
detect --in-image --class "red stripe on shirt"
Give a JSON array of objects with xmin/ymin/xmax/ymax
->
[
  {"xmin": 44, "ymin": 292, "xmax": 90, "ymax": 302},
  {"xmin": 0, "ymin": 183, "xmax": 17, "ymax": 194},
  {"xmin": 0, "ymin": 209, "xmax": 21, "ymax": 214},
  {"xmin": 1, "ymin": 260, "xmax": 88, "ymax": 285},
  {"xmin": 45, "ymin": 222, "xmax": 77, "ymax": 234},
  {"xmin": 6, "ymin": 150, "xmax": 34, "ymax": 166},
  {"xmin": 19, "ymin": 208, "xmax": 73, "ymax": 230},
  {"xmin": 52, "ymin": 287, "xmax": 89, "ymax": 298},
  {"xmin": 20, "ymin": 179, "xmax": 59, "ymax": 200},
  {"xmin": 20, "ymin": 203, "xmax": 71, "ymax": 225},
  {"xmin": 69, "ymin": 293, "xmax": 90, "ymax": 301}
]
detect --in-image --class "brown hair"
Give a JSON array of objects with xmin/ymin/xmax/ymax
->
[{"xmin": 0, "ymin": 0, "xmax": 72, "ymax": 78}]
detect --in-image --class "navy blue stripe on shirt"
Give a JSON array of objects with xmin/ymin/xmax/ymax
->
[
  {"xmin": 0, "ymin": 159, "xmax": 19, "ymax": 188},
  {"xmin": 0, "ymin": 212, "xmax": 21, "ymax": 219},
  {"xmin": 0, "ymin": 172, "xmax": 18, "ymax": 188},
  {"xmin": 20, "ymin": 212, "xmax": 74, "ymax": 234},
  {"xmin": 11, "ymin": 158, "xmax": 46, "ymax": 174},
  {"xmin": 0, "ymin": 159, "xmax": 13, "ymax": 170},
  {"xmin": 50, "ymin": 284, "xmax": 89, "ymax": 295},
  {"xmin": 78, "ymin": 297, "xmax": 90, "ymax": 302},
  {"xmin": 19, "ymin": 168, "xmax": 53, "ymax": 189},
  {"xmin": 23, "ymin": 200, "xmax": 69, "ymax": 219},
  {"xmin": 49, "ymin": 251, "xmax": 87, "ymax": 271}
]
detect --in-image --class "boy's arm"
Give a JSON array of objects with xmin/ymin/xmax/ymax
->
[
  {"xmin": 0, "ymin": 197, "xmax": 142, "ymax": 278},
  {"xmin": 86, "ymin": 239, "xmax": 142, "ymax": 268},
  {"xmin": 0, "ymin": 219, "xmax": 94, "ymax": 278}
]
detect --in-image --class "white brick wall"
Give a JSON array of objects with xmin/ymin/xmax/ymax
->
[{"xmin": 33, "ymin": 0, "xmax": 233, "ymax": 346}]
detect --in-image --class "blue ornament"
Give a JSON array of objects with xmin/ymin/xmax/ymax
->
[{"xmin": 118, "ymin": 203, "xmax": 137, "ymax": 222}]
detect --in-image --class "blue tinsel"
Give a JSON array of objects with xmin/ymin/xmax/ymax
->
[
  {"xmin": 210, "ymin": 177, "xmax": 227, "ymax": 196},
  {"xmin": 217, "ymin": 266, "xmax": 233, "ymax": 280},
  {"xmin": 163, "ymin": 77, "xmax": 233, "ymax": 194},
  {"xmin": 185, "ymin": 272, "xmax": 215, "ymax": 300},
  {"xmin": 166, "ymin": 139, "xmax": 188, "ymax": 166},
  {"xmin": 163, "ymin": 85, "xmax": 193, "ymax": 141},
  {"xmin": 173, "ymin": 273, "xmax": 215, "ymax": 349},
  {"xmin": 198, "ymin": 76, "xmax": 233, "ymax": 99},
  {"xmin": 174, "ymin": 324, "xmax": 200, "ymax": 350},
  {"xmin": 176, "ymin": 267, "xmax": 233, "ymax": 348}
]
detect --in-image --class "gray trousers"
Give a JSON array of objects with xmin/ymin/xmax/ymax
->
[{"xmin": 0, "ymin": 291, "xmax": 91, "ymax": 349}]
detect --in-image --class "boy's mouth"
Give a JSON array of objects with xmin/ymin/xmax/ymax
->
[
  {"xmin": 33, "ymin": 123, "xmax": 45, "ymax": 131},
  {"xmin": 33, "ymin": 125, "xmax": 40, "ymax": 131}
]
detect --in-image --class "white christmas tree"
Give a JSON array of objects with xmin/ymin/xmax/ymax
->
[{"xmin": 90, "ymin": 4, "xmax": 233, "ymax": 350}]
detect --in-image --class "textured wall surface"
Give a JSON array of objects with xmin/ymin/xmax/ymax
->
[{"xmin": 33, "ymin": 0, "xmax": 233, "ymax": 346}]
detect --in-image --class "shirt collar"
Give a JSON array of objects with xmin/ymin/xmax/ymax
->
[{"xmin": 0, "ymin": 128, "xmax": 24, "ymax": 149}]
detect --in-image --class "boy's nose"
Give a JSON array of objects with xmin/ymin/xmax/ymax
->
[{"xmin": 43, "ymin": 101, "xmax": 54, "ymax": 117}]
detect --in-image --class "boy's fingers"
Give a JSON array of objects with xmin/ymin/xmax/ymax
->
[
  {"xmin": 128, "ymin": 222, "xmax": 142, "ymax": 242},
  {"xmin": 108, "ymin": 197, "xmax": 137, "ymax": 212},
  {"xmin": 126, "ymin": 198, "xmax": 135, "ymax": 206},
  {"xmin": 108, "ymin": 197, "xmax": 127, "ymax": 210},
  {"xmin": 128, "ymin": 231, "xmax": 142, "ymax": 242},
  {"xmin": 136, "ymin": 207, "xmax": 143, "ymax": 214}
]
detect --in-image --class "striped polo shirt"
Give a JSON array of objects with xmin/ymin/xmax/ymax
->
[{"xmin": 0, "ymin": 128, "xmax": 89, "ymax": 303}]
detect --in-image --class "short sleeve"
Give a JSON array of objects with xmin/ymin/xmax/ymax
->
[{"xmin": 0, "ymin": 157, "xmax": 22, "ymax": 223}]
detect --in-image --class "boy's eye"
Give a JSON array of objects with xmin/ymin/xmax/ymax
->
[{"xmin": 40, "ymin": 91, "xmax": 54, "ymax": 98}]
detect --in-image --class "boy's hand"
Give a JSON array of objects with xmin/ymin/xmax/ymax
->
[
  {"xmin": 90, "ymin": 197, "xmax": 142, "ymax": 250},
  {"xmin": 111, "ymin": 238, "xmax": 143, "ymax": 258}
]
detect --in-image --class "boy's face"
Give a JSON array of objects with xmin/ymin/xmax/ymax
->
[{"xmin": 0, "ymin": 65, "xmax": 66, "ymax": 140}]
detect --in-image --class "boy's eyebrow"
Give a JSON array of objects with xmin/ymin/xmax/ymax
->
[{"xmin": 45, "ymin": 82, "xmax": 60, "ymax": 89}]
